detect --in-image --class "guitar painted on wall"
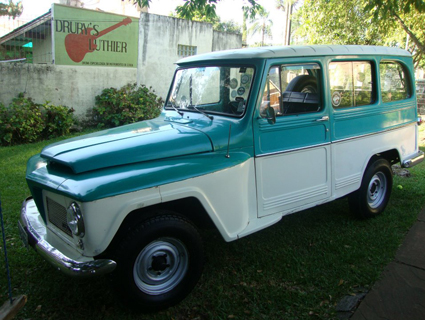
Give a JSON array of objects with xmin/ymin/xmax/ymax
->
[{"xmin": 65, "ymin": 17, "xmax": 132, "ymax": 63}]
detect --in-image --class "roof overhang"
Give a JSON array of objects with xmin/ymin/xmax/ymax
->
[{"xmin": 0, "ymin": 10, "xmax": 51, "ymax": 46}]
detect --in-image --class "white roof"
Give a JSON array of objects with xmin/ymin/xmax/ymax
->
[{"xmin": 177, "ymin": 45, "xmax": 411, "ymax": 64}]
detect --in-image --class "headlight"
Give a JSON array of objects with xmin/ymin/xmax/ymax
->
[{"xmin": 66, "ymin": 202, "xmax": 85, "ymax": 237}]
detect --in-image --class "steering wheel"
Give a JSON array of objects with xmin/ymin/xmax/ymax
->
[{"xmin": 227, "ymin": 98, "xmax": 245, "ymax": 114}]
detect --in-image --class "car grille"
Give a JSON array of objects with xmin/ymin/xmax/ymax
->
[{"xmin": 46, "ymin": 197, "xmax": 72, "ymax": 237}]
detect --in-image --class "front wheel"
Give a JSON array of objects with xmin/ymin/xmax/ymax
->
[
  {"xmin": 349, "ymin": 158, "xmax": 393, "ymax": 219},
  {"xmin": 111, "ymin": 213, "xmax": 204, "ymax": 311}
]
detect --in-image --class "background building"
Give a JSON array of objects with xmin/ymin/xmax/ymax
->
[{"xmin": 0, "ymin": 4, "xmax": 242, "ymax": 117}]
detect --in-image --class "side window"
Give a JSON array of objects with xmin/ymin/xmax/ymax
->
[
  {"xmin": 329, "ymin": 61, "xmax": 373, "ymax": 108},
  {"xmin": 380, "ymin": 61, "xmax": 410, "ymax": 103},
  {"xmin": 262, "ymin": 66, "xmax": 281, "ymax": 115},
  {"xmin": 261, "ymin": 63, "xmax": 321, "ymax": 117}
]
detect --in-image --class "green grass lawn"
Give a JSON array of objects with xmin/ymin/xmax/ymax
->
[{"xmin": 1, "ymin": 132, "xmax": 424, "ymax": 319}]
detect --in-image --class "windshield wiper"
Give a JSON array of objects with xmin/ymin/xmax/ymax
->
[
  {"xmin": 166, "ymin": 102, "xmax": 184, "ymax": 117},
  {"xmin": 188, "ymin": 105, "xmax": 214, "ymax": 120}
]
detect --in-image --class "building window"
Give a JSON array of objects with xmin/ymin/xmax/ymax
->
[{"xmin": 178, "ymin": 45, "xmax": 197, "ymax": 57}]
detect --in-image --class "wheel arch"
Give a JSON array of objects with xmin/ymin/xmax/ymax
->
[
  {"xmin": 99, "ymin": 197, "xmax": 215, "ymax": 257},
  {"xmin": 360, "ymin": 149, "xmax": 398, "ymax": 184},
  {"xmin": 369, "ymin": 148, "xmax": 400, "ymax": 167}
]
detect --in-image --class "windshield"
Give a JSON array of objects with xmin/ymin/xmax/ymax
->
[{"xmin": 166, "ymin": 66, "xmax": 255, "ymax": 117}]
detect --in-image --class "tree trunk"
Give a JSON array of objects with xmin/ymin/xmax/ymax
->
[
  {"xmin": 262, "ymin": 22, "xmax": 265, "ymax": 46},
  {"xmin": 283, "ymin": 2, "xmax": 293, "ymax": 45},
  {"xmin": 393, "ymin": 12, "xmax": 425, "ymax": 55},
  {"xmin": 287, "ymin": 3, "xmax": 293, "ymax": 45},
  {"xmin": 242, "ymin": 12, "xmax": 247, "ymax": 45}
]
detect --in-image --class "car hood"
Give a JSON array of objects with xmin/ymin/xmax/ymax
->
[{"xmin": 40, "ymin": 119, "xmax": 213, "ymax": 174}]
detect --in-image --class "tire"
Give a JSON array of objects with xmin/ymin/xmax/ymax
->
[
  {"xmin": 349, "ymin": 158, "xmax": 393, "ymax": 219},
  {"xmin": 286, "ymin": 75, "xmax": 318, "ymax": 93},
  {"xmin": 111, "ymin": 213, "xmax": 204, "ymax": 311}
]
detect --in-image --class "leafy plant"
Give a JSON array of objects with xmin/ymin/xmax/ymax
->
[
  {"xmin": 0, "ymin": 93, "xmax": 44, "ymax": 145},
  {"xmin": 41, "ymin": 103, "xmax": 75, "ymax": 139},
  {"xmin": 0, "ymin": 93, "xmax": 75, "ymax": 146},
  {"xmin": 93, "ymin": 83, "xmax": 163, "ymax": 128}
]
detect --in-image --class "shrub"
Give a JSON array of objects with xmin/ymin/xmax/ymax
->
[
  {"xmin": 93, "ymin": 83, "xmax": 163, "ymax": 128},
  {"xmin": 41, "ymin": 103, "xmax": 75, "ymax": 139},
  {"xmin": 0, "ymin": 93, "xmax": 75, "ymax": 146},
  {"xmin": 0, "ymin": 93, "xmax": 44, "ymax": 145}
]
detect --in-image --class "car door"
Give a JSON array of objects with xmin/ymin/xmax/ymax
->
[{"xmin": 254, "ymin": 61, "xmax": 331, "ymax": 218}]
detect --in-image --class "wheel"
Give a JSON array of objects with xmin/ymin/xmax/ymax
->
[
  {"xmin": 111, "ymin": 213, "xmax": 204, "ymax": 311},
  {"xmin": 286, "ymin": 75, "xmax": 318, "ymax": 93},
  {"xmin": 349, "ymin": 158, "xmax": 393, "ymax": 219}
]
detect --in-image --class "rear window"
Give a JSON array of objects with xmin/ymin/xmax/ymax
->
[{"xmin": 380, "ymin": 61, "xmax": 410, "ymax": 103}]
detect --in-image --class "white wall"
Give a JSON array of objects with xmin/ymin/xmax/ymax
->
[
  {"xmin": 0, "ymin": 63, "xmax": 136, "ymax": 117},
  {"xmin": 212, "ymin": 30, "xmax": 242, "ymax": 52},
  {"xmin": 33, "ymin": 32, "xmax": 52, "ymax": 64},
  {"xmin": 137, "ymin": 13, "xmax": 242, "ymax": 100}
]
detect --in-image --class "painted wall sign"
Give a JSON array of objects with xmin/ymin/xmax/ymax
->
[{"xmin": 53, "ymin": 4, "xmax": 138, "ymax": 67}]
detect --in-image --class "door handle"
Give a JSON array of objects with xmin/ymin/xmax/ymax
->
[{"xmin": 316, "ymin": 116, "xmax": 329, "ymax": 122}]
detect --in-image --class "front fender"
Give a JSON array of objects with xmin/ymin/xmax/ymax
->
[{"xmin": 81, "ymin": 155, "xmax": 257, "ymax": 256}]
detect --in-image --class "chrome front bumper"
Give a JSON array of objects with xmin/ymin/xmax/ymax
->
[
  {"xmin": 402, "ymin": 150, "xmax": 424, "ymax": 168},
  {"xmin": 19, "ymin": 197, "xmax": 116, "ymax": 277}
]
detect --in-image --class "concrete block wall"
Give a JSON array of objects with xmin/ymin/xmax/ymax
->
[
  {"xmin": 0, "ymin": 63, "xmax": 136, "ymax": 117},
  {"xmin": 417, "ymin": 80, "xmax": 425, "ymax": 115}
]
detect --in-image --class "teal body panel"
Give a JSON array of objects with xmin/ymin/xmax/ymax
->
[
  {"xmin": 256, "ymin": 115, "xmax": 329, "ymax": 154},
  {"xmin": 40, "ymin": 116, "xmax": 214, "ymax": 174},
  {"xmin": 332, "ymin": 100, "xmax": 417, "ymax": 140}
]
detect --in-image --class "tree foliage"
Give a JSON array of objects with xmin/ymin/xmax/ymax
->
[
  {"xmin": 295, "ymin": 0, "xmax": 425, "ymax": 67},
  {"xmin": 249, "ymin": 6, "xmax": 273, "ymax": 46},
  {"xmin": 295, "ymin": 0, "xmax": 388, "ymax": 45},
  {"xmin": 170, "ymin": 6, "xmax": 241, "ymax": 34},
  {"xmin": 135, "ymin": 0, "xmax": 261, "ymax": 20},
  {"xmin": 0, "ymin": 0, "xmax": 23, "ymax": 18},
  {"xmin": 366, "ymin": 0, "xmax": 425, "ymax": 67}
]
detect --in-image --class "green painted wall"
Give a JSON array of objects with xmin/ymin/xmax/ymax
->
[{"xmin": 53, "ymin": 4, "xmax": 138, "ymax": 67}]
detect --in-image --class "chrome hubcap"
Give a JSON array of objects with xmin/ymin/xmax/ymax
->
[
  {"xmin": 367, "ymin": 172, "xmax": 387, "ymax": 209},
  {"xmin": 133, "ymin": 237, "xmax": 189, "ymax": 295}
]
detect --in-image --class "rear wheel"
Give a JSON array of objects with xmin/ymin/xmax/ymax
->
[
  {"xmin": 111, "ymin": 213, "xmax": 204, "ymax": 311},
  {"xmin": 349, "ymin": 158, "xmax": 393, "ymax": 219}
]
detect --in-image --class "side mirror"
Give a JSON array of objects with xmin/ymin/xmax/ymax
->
[{"xmin": 266, "ymin": 106, "xmax": 276, "ymax": 125}]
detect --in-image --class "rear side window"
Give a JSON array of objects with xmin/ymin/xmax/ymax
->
[
  {"xmin": 329, "ymin": 61, "xmax": 374, "ymax": 108},
  {"xmin": 380, "ymin": 61, "xmax": 410, "ymax": 103},
  {"xmin": 261, "ymin": 63, "xmax": 321, "ymax": 117}
]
